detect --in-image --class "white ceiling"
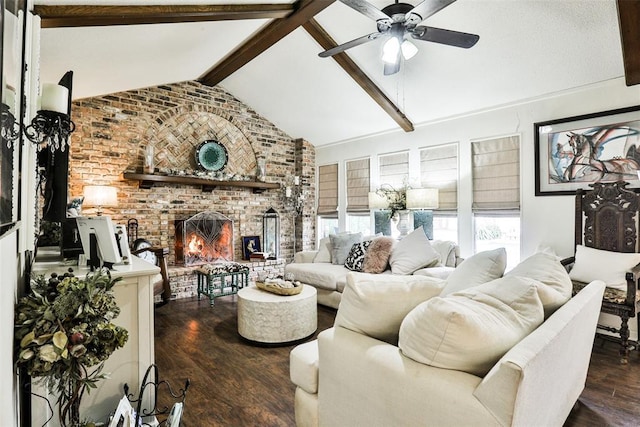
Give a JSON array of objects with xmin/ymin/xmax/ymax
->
[{"xmin": 37, "ymin": 0, "xmax": 626, "ymax": 146}]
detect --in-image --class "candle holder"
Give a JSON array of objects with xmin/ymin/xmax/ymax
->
[
  {"xmin": 0, "ymin": 103, "xmax": 20, "ymax": 148},
  {"xmin": 24, "ymin": 110, "xmax": 76, "ymax": 152}
]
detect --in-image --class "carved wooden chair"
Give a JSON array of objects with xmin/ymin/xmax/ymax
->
[
  {"xmin": 132, "ymin": 238, "xmax": 172, "ymax": 305},
  {"xmin": 562, "ymin": 181, "xmax": 640, "ymax": 363}
]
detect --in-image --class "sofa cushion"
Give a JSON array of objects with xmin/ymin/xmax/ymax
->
[
  {"xmin": 389, "ymin": 228, "xmax": 440, "ymax": 275},
  {"xmin": 313, "ymin": 236, "xmax": 332, "ymax": 263},
  {"xmin": 505, "ymin": 251, "xmax": 572, "ymax": 318},
  {"xmin": 399, "ymin": 276, "xmax": 544, "ymax": 377},
  {"xmin": 289, "ymin": 340, "xmax": 319, "ymax": 394},
  {"xmin": 335, "ymin": 272, "xmax": 445, "ymax": 345},
  {"xmin": 440, "ymin": 248, "xmax": 507, "ymax": 296},
  {"xmin": 362, "ymin": 236, "xmax": 395, "ymax": 274},
  {"xmin": 344, "ymin": 240, "xmax": 373, "ymax": 272},
  {"xmin": 413, "ymin": 266, "xmax": 456, "ymax": 280},
  {"xmin": 430, "ymin": 240, "xmax": 459, "ymax": 267},
  {"xmin": 284, "ymin": 263, "xmax": 349, "ymax": 292},
  {"xmin": 569, "ymin": 244, "xmax": 640, "ymax": 291},
  {"xmin": 330, "ymin": 233, "xmax": 363, "ymax": 265}
]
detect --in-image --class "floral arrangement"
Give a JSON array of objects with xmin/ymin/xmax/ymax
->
[
  {"xmin": 375, "ymin": 184, "xmax": 408, "ymax": 219},
  {"xmin": 15, "ymin": 268, "xmax": 129, "ymax": 427}
]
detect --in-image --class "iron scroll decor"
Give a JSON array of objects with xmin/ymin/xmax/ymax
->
[{"xmin": 534, "ymin": 105, "xmax": 640, "ymax": 196}]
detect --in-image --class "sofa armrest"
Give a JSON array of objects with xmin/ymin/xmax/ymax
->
[
  {"xmin": 294, "ymin": 251, "xmax": 318, "ymax": 264},
  {"xmin": 474, "ymin": 280, "xmax": 605, "ymax": 427}
]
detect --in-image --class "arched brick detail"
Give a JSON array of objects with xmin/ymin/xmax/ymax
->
[{"xmin": 144, "ymin": 105, "xmax": 258, "ymax": 175}]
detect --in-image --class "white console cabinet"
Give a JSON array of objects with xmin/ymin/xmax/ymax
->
[{"xmin": 30, "ymin": 254, "xmax": 159, "ymax": 426}]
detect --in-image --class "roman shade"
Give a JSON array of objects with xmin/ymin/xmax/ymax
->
[
  {"xmin": 346, "ymin": 158, "xmax": 370, "ymax": 213},
  {"xmin": 379, "ymin": 151, "xmax": 409, "ymax": 190},
  {"xmin": 472, "ymin": 136, "xmax": 520, "ymax": 212},
  {"xmin": 317, "ymin": 163, "xmax": 338, "ymax": 215},
  {"xmin": 420, "ymin": 144, "xmax": 458, "ymax": 211}
]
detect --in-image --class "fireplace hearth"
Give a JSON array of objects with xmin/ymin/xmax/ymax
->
[{"xmin": 174, "ymin": 211, "xmax": 233, "ymax": 266}]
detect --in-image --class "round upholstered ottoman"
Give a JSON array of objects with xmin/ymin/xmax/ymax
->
[{"xmin": 237, "ymin": 285, "xmax": 317, "ymax": 344}]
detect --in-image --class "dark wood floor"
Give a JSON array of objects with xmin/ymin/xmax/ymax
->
[{"xmin": 154, "ymin": 295, "xmax": 640, "ymax": 427}]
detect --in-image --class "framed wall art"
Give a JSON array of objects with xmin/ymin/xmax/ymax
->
[
  {"xmin": 534, "ymin": 105, "xmax": 640, "ymax": 196},
  {"xmin": 241, "ymin": 235, "xmax": 261, "ymax": 260}
]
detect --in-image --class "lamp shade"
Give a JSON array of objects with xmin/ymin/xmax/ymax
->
[
  {"xmin": 368, "ymin": 192, "xmax": 389, "ymax": 209},
  {"xmin": 83, "ymin": 185, "xmax": 118, "ymax": 208},
  {"xmin": 406, "ymin": 188, "xmax": 439, "ymax": 209}
]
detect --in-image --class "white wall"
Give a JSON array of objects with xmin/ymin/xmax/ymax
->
[{"xmin": 317, "ymin": 76, "xmax": 640, "ymax": 338}]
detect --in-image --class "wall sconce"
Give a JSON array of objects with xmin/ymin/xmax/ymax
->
[
  {"xmin": 24, "ymin": 83, "xmax": 75, "ymax": 152},
  {"xmin": 406, "ymin": 188, "xmax": 439, "ymax": 210},
  {"xmin": 1, "ymin": 85, "xmax": 19, "ymax": 147},
  {"xmin": 83, "ymin": 185, "xmax": 118, "ymax": 216}
]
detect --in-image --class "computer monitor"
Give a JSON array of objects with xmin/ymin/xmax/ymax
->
[{"xmin": 76, "ymin": 216, "xmax": 122, "ymax": 268}]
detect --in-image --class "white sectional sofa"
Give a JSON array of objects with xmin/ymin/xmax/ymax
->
[
  {"xmin": 290, "ymin": 250, "xmax": 606, "ymax": 426},
  {"xmin": 285, "ymin": 236, "xmax": 462, "ymax": 309}
]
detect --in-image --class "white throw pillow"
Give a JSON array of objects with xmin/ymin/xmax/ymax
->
[
  {"xmin": 313, "ymin": 236, "xmax": 332, "ymax": 263},
  {"xmin": 505, "ymin": 251, "xmax": 572, "ymax": 318},
  {"xmin": 440, "ymin": 248, "xmax": 507, "ymax": 296},
  {"xmin": 399, "ymin": 276, "xmax": 544, "ymax": 377},
  {"xmin": 335, "ymin": 272, "xmax": 446, "ymax": 345},
  {"xmin": 569, "ymin": 245, "xmax": 640, "ymax": 291},
  {"xmin": 330, "ymin": 233, "xmax": 363, "ymax": 265},
  {"xmin": 389, "ymin": 228, "xmax": 440, "ymax": 275}
]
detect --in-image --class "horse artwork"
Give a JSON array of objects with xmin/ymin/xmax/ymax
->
[
  {"xmin": 534, "ymin": 106, "xmax": 640, "ymax": 197},
  {"xmin": 550, "ymin": 124, "xmax": 640, "ymax": 184}
]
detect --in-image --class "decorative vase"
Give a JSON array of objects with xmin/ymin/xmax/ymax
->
[
  {"xmin": 396, "ymin": 209, "xmax": 413, "ymax": 238},
  {"xmin": 256, "ymin": 157, "xmax": 266, "ymax": 182},
  {"xmin": 143, "ymin": 144, "xmax": 154, "ymax": 174}
]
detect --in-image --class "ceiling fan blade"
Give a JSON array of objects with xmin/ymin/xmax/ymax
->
[
  {"xmin": 340, "ymin": 0, "xmax": 391, "ymax": 22},
  {"xmin": 405, "ymin": 0, "xmax": 457, "ymax": 26},
  {"xmin": 318, "ymin": 32, "xmax": 383, "ymax": 57},
  {"xmin": 411, "ymin": 26, "xmax": 479, "ymax": 48}
]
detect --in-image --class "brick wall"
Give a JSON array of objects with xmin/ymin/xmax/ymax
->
[{"xmin": 69, "ymin": 81, "xmax": 316, "ymax": 268}]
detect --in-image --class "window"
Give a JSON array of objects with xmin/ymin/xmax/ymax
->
[
  {"xmin": 346, "ymin": 158, "xmax": 371, "ymax": 235},
  {"xmin": 472, "ymin": 135, "xmax": 520, "ymax": 269},
  {"xmin": 377, "ymin": 152, "xmax": 409, "ymax": 237},
  {"xmin": 317, "ymin": 163, "xmax": 339, "ymax": 240},
  {"xmin": 420, "ymin": 144, "xmax": 459, "ymax": 242}
]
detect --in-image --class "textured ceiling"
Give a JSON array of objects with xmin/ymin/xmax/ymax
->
[{"xmin": 38, "ymin": 0, "xmax": 625, "ymax": 146}]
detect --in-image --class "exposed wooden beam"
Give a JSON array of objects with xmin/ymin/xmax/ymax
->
[
  {"xmin": 199, "ymin": 0, "xmax": 335, "ymax": 87},
  {"xmin": 34, "ymin": 4, "xmax": 295, "ymax": 28},
  {"xmin": 617, "ymin": 0, "xmax": 640, "ymax": 86},
  {"xmin": 303, "ymin": 19, "xmax": 414, "ymax": 133}
]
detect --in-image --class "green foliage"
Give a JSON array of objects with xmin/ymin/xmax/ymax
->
[{"xmin": 15, "ymin": 269, "xmax": 128, "ymax": 426}]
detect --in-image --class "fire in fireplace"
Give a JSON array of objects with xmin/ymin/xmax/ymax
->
[{"xmin": 175, "ymin": 211, "xmax": 233, "ymax": 266}]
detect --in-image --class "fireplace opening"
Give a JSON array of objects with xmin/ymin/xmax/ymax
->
[{"xmin": 175, "ymin": 211, "xmax": 233, "ymax": 266}]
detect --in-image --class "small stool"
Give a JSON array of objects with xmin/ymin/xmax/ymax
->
[
  {"xmin": 195, "ymin": 265, "xmax": 249, "ymax": 306},
  {"xmin": 237, "ymin": 285, "xmax": 317, "ymax": 344}
]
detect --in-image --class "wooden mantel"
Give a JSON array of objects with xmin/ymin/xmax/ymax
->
[{"xmin": 122, "ymin": 172, "xmax": 281, "ymax": 193}]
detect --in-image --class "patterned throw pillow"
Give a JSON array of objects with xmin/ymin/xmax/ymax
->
[{"xmin": 344, "ymin": 240, "xmax": 373, "ymax": 272}]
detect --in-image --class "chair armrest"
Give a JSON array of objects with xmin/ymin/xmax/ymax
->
[
  {"xmin": 560, "ymin": 256, "xmax": 575, "ymax": 267},
  {"xmin": 132, "ymin": 246, "xmax": 171, "ymax": 303},
  {"xmin": 624, "ymin": 263, "xmax": 640, "ymax": 305}
]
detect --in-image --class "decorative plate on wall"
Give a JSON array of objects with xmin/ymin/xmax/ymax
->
[{"xmin": 196, "ymin": 140, "xmax": 228, "ymax": 171}]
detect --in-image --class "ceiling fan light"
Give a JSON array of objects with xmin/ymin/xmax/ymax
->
[
  {"xmin": 401, "ymin": 39, "xmax": 418, "ymax": 60},
  {"xmin": 382, "ymin": 37, "xmax": 400, "ymax": 64}
]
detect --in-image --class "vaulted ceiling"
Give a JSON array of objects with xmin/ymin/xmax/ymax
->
[{"xmin": 36, "ymin": 0, "xmax": 638, "ymax": 147}]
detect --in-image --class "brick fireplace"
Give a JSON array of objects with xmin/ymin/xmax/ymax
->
[{"xmin": 67, "ymin": 81, "xmax": 316, "ymax": 300}]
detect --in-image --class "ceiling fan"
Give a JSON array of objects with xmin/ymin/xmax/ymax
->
[{"xmin": 319, "ymin": 0, "xmax": 479, "ymax": 75}]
